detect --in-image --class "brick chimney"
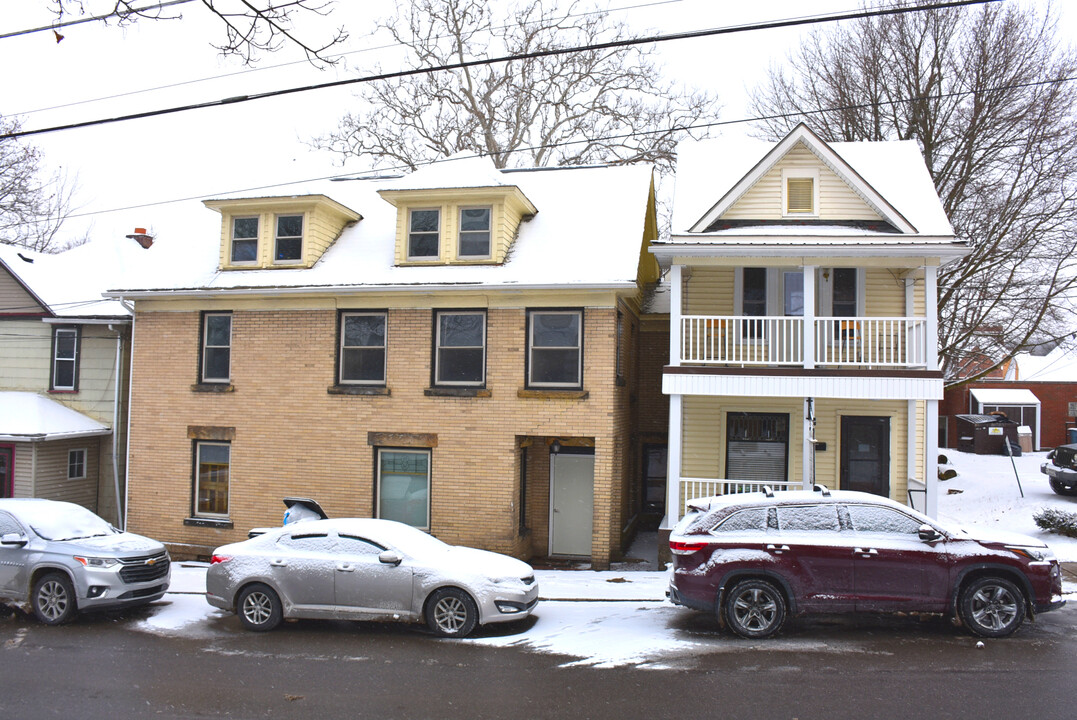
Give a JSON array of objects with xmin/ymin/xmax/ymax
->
[{"xmin": 126, "ymin": 227, "xmax": 154, "ymax": 249}]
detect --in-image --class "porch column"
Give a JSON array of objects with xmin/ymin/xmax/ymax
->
[
  {"xmin": 925, "ymin": 266, "xmax": 938, "ymax": 371},
  {"xmin": 803, "ymin": 397, "xmax": 815, "ymax": 489},
  {"xmin": 907, "ymin": 399, "xmax": 918, "ymax": 509},
  {"xmin": 669, "ymin": 264, "xmax": 683, "ymax": 366},
  {"xmin": 926, "ymin": 400, "xmax": 939, "ymax": 518},
  {"xmin": 803, "ymin": 266, "xmax": 816, "ymax": 369},
  {"xmin": 665, "ymin": 394, "xmax": 683, "ymax": 525}
]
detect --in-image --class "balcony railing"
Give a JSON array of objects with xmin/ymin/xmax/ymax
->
[
  {"xmin": 677, "ymin": 477, "xmax": 802, "ymax": 518},
  {"xmin": 679, "ymin": 315, "xmax": 928, "ymax": 368}
]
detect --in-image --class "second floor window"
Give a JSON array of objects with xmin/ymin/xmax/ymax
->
[
  {"xmin": 435, "ymin": 311, "xmax": 485, "ymax": 386},
  {"xmin": 275, "ymin": 214, "xmax": 303, "ymax": 262},
  {"xmin": 409, "ymin": 209, "xmax": 440, "ymax": 259},
  {"xmin": 742, "ymin": 268, "xmax": 767, "ymax": 340},
  {"xmin": 528, "ymin": 310, "xmax": 583, "ymax": 389},
  {"xmin": 340, "ymin": 312, "xmax": 387, "ymax": 384},
  {"xmin": 201, "ymin": 312, "xmax": 232, "ymax": 383},
  {"xmin": 51, "ymin": 327, "xmax": 79, "ymax": 391},
  {"xmin": 231, "ymin": 217, "xmax": 259, "ymax": 263},
  {"xmin": 833, "ymin": 268, "xmax": 858, "ymax": 317},
  {"xmin": 458, "ymin": 207, "xmax": 491, "ymax": 258}
]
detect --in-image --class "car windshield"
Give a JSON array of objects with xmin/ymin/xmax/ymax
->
[
  {"xmin": 373, "ymin": 522, "xmax": 451, "ymax": 557},
  {"xmin": 24, "ymin": 504, "xmax": 114, "ymax": 541}
]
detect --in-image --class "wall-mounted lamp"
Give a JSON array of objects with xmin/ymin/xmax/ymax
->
[
  {"xmin": 551, "ymin": 439, "xmax": 562, "ymax": 454},
  {"xmin": 822, "ymin": 268, "xmax": 831, "ymax": 281}
]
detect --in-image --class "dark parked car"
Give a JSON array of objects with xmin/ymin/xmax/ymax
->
[
  {"xmin": 668, "ymin": 488, "xmax": 1064, "ymax": 639},
  {"xmin": 1041, "ymin": 444, "xmax": 1077, "ymax": 496},
  {"xmin": 0, "ymin": 499, "xmax": 170, "ymax": 624}
]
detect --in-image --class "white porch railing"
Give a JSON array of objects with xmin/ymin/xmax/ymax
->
[
  {"xmin": 679, "ymin": 315, "xmax": 928, "ymax": 368},
  {"xmin": 677, "ymin": 477, "xmax": 802, "ymax": 518}
]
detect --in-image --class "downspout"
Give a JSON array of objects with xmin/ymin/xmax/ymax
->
[
  {"xmin": 108, "ymin": 323, "xmax": 124, "ymax": 528},
  {"xmin": 121, "ymin": 297, "xmax": 136, "ymax": 531}
]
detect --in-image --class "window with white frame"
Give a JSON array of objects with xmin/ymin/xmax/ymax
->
[
  {"xmin": 527, "ymin": 310, "xmax": 583, "ymax": 389},
  {"xmin": 458, "ymin": 207, "xmax": 491, "ymax": 258},
  {"xmin": 435, "ymin": 311, "xmax": 485, "ymax": 386},
  {"xmin": 339, "ymin": 311, "xmax": 387, "ymax": 384},
  {"xmin": 274, "ymin": 214, "xmax": 303, "ymax": 262},
  {"xmin": 408, "ymin": 209, "xmax": 440, "ymax": 259},
  {"xmin": 51, "ymin": 326, "xmax": 79, "ymax": 391},
  {"xmin": 783, "ymin": 169, "xmax": 819, "ymax": 216},
  {"xmin": 377, "ymin": 448, "xmax": 430, "ymax": 530},
  {"xmin": 201, "ymin": 312, "xmax": 232, "ymax": 383},
  {"xmin": 231, "ymin": 216, "xmax": 259, "ymax": 263},
  {"xmin": 68, "ymin": 448, "xmax": 86, "ymax": 480},
  {"xmin": 194, "ymin": 441, "xmax": 230, "ymax": 518}
]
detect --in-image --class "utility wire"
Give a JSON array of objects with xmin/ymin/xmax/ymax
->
[
  {"xmin": 1, "ymin": 0, "xmax": 1000, "ymax": 141},
  {"xmin": 0, "ymin": 0, "xmax": 196, "ymax": 40}
]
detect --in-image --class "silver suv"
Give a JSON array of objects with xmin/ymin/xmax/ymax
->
[{"xmin": 0, "ymin": 499, "xmax": 171, "ymax": 624}]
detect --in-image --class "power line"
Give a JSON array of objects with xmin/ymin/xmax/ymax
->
[
  {"xmin": 1, "ymin": 0, "xmax": 1000, "ymax": 141},
  {"xmin": 0, "ymin": 0, "xmax": 196, "ymax": 40}
]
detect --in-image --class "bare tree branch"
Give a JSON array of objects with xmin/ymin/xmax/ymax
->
[{"xmin": 748, "ymin": 0, "xmax": 1077, "ymax": 384}]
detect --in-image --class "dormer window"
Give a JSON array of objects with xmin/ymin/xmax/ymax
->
[
  {"xmin": 782, "ymin": 168, "xmax": 819, "ymax": 216},
  {"xmin": 275, "ymin": 214, "xmax": 304, "ymax": 263},
  {"xmin": 408, "ymin": 209, "xmax": 440, "ymax": 259},
  {"xmin": 231, "ymin": 217, "xmax": 259, "ymax": 263},
  {"xmin": 458, "ymin": 207, "xmax": 491, "ymax": 258}
]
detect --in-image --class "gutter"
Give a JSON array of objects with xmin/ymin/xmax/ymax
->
[
  {"xmin": 0, "ymin": 429, "xmax": 112, "ymax": 442},
  {"xmin": 109, "ymin": 323, "xmax": 124, "ymax": 529},
  {"xmin": 103, "ymin": 281, "xmax": 636, "ymax": 301}
]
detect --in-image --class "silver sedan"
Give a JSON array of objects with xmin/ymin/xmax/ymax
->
[
  {"xmin": 206, "ymin": 518, "xmax": 538, "ymax": 637},
  {"xmin": 0, "ymin": 499, "xmax": 171, "ymax": 624}
]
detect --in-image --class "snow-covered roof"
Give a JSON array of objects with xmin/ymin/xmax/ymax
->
[
  {"xmin": 970, "ymin": 388, "xmax": 1041, "ymax": 406},
  {"xmin": 0, "ymin": 392, "xmax": 111, "ymax": 441},
  {"xmin": 1010, "ymin": 345, "xmax": 1077, "ymax": 383},
  {"xmin": 664, "ymin": 125, "xmax": 958, "ymax": 249},
  {"xmin": 106, "ymin": 159, "xmax": 655, "ymax": 297},
  {"xmin": 0, "ymin": 236, "xmax": 149, "ymax": 319}
]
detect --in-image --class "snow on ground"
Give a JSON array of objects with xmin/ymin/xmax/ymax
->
[
  {"xmin": 938, "ymin": 449, "xmax": 1077, "ymax": 562},
  {"xmin": 129, "ymin": 453, "xmax": 1077, "ymax": 669}
]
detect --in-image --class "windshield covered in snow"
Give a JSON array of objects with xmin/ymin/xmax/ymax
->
[
  {"xmin": 373, "ymin": 522, "xmax": 451, "ymax": 557},
  {"xmin": 21, "ymin": 503, "xmax": 114, "ymax": 541}
]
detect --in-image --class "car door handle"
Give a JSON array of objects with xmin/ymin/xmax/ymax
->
[
  {"xmin": 854, "ymin": 548, "xmax": 879, "ymax": 557},
  {"xmin": 336, "ymin": 564, "xmax": 355, "ymax": 572},
  {"xmin": 766, "ymin": 544, "xmax": 790, "ymax": 554},
  {"xmin": 270, "ymin": 559, "xmax": 288, "ymax": 567}
]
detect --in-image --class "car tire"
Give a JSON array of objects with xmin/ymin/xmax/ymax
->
[
  {"xmin": 723, "ymin": 579, "xmax": 787, "ymax": 639},
  {"xmin": 32, "ymin": 572, "xmax": 77, "ymax": 625},
  {"xmin": 426, "ymin": 587, "xmax": 478, "ymax": 638},
  {"xmin": 236, "ymin": 583, "xmax": 283, "ymax": 632},
  {"xmin": 958, "ymin": 576, "xmax": 1025, "ymax": 638},
  {"xmin": 1048, "ymin": 478, "xmax": 1077, "ymax": 496}
]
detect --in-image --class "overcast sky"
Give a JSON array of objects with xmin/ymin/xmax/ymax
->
[{"xmin": 2, "ymin": 0, "xmax": 1073, "ymax": 251}]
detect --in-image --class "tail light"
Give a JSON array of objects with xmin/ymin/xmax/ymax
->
[
  {"xmin": 210, "ymin": 554, "xmax": 232, "ymax": 565},
  {"xmin": 670, "ymin": 540, "xmax": 708, "ymax": 555}
]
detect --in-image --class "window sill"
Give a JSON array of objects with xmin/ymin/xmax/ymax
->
[
  {"xmin": 184, "ymin": 517, "xmax": 233, "ymax": 529},
  {"xmin": 328, "ymin": 385, "xmax": 391, "ymax": 396},
  {"xmin": 48, "ymin": 389, "xmax": 78, "ymax": 394},
  {"xmin": 425, "ymin": 387, "xmax": 492, "ymax": 398},
  {"xmin": 191, "ymin": 383, "xmax": 235, "ymax": 393},
  {"xmin": 517, "ymin": 389, "xmax": 588, "ymax": 400}
]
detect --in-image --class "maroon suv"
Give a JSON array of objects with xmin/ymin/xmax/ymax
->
[{"xmin": 668, "ymin": 487, "xmax": 1065, "ymax": 638}]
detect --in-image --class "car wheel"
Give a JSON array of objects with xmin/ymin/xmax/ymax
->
[
  {"xmin": 959, "ymin": 576, "xmax": 1025, "ymax": 638},
  {"xmin": 1048, "ymin": 478, "xmax": 1077, "ymax": 496},
  {"xmin": 32, "ymin": 572, "xmax": 77, "ymax": 625},
  {"xmin": 426, "ymin": 588, "xmax": 478, "ymax": 638},
  {"xmin": 236, "ymin": 583, "xmax": 283, "ymax": 632},
  {"xmin": 723, "ymin": 579, "xmax": 786, "ymax": 639}
]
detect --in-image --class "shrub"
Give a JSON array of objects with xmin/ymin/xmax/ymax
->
[{"xmin": 1033, "ymin": 508, "xmax": 1077, "ymax": 538}]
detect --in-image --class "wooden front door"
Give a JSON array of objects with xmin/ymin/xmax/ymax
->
[{"xmin": 840, "ymin": 416, "xmax": 891, "ymax": 497}]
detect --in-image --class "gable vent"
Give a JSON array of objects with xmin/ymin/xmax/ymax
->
[{"xmin": 786, "ymin": 177, "xmax": 814, "ymax": 214}]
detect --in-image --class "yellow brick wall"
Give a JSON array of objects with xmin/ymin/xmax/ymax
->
[{"xmin": 126, "ymin": 304, "xmax": 637, "ymax": 568}]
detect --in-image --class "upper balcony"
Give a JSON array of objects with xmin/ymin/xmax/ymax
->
[{"xmin": 679, "ymin": 315, "xmax": 929, "ymax": 369}]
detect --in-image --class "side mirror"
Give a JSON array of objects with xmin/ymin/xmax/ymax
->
[
  {"xmin": 379, "ymin": 550, "xmax": 403, "ymax": 566},
  {"xmin": 0, "ymin": 532, "xmax": 27, "ymax": 548},
  {"xmin": 918, "ymin": 524, "xmax": 941, "ymax": 542}
]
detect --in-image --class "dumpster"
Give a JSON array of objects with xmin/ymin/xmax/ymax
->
[{"xmin": 955, "ymin": 414, "xmax": 1020, "ymax": 455}]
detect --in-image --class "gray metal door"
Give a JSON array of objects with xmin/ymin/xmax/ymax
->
[{"xmin": 549, "ymin": 451, "xmax": 594, "ymax": 557}]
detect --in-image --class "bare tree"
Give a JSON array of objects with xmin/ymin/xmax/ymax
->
[
  {"xmin": 314, "ymin": 0, "xmax": 719, "ymax": 176},
  {"xmin": 0, "ymin": 114, "xmax": 84, "ymax": 253},
  {"xmin": 749, "ymin": 1, "xmax": 1077, "ymax": 384},
  {"xmin": 47, "ymin": 0, "xmax": 347, "ymax": 66}
]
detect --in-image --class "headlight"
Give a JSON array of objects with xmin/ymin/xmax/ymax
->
[
  {"xmin": 1005, "ymin": 545, "xmax": 1053, "ymax": 562},
  {"xmin": 74, "ymin": 556, "xmax": 119, "ymax": 568}
]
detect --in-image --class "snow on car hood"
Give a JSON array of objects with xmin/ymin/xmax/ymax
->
[
  {"xmin": 61, "ymin": 532, "xmax": 164, "ymax": 556},
  {"xmin": 958, "ymin": 525, "xmax": 1047, "ymax": 549},
  {"xmin": 442, "ymin": 546, "xmax": 534, "ymax": 579}
]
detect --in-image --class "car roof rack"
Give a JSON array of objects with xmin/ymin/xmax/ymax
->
[
  {"xmin": 761, "ymin": 485, "xmax": 775, "ymax": 498},
  {"xmin": 812, "ymin": 484, "xmax": 831, "ymax": 497}
]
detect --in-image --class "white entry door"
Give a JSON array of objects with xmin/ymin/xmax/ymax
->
[{"xmin": 549, "ymin": 451, "xmax": 594, "ymax": 557}]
